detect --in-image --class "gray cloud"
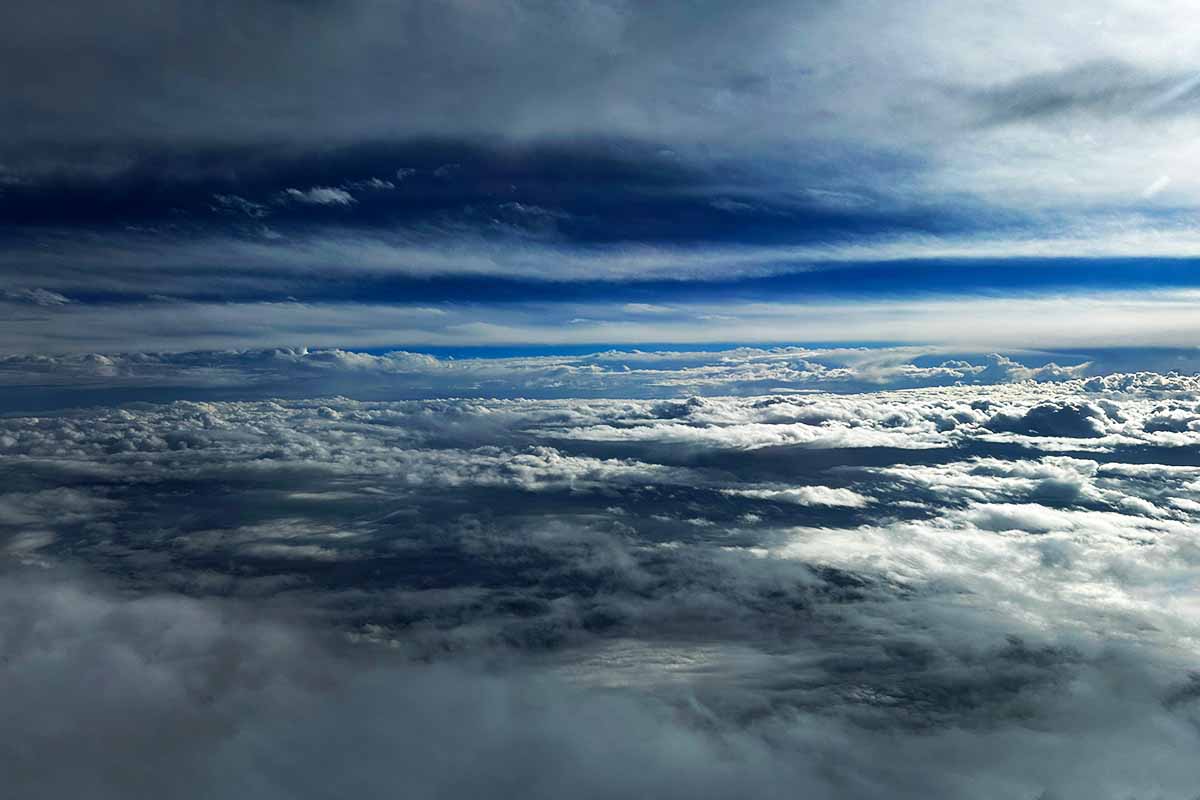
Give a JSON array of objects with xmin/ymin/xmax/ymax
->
[
  {"xmin": 0, "ymin": 0, "xmax": 822, "ymax": 161},
  {"xmin": 3, "ymin": 566, "xmax": 1199, "ymax": 800},
  {"xmin": 3, "ymin": 1, "xmax": 1200, "ymax": 213},
  {"xmin": 971, "ymin": 60, "xmax": 1200, "ymax": 126}
]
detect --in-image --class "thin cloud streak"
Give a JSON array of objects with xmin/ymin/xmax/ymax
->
[
  {"xmin": 7, "ymin": 223, "xmax": 1200, "ymax": 296},
  {"xmin": 2, "ymin": 291, "xmax": 1200, "ymax": 355}
]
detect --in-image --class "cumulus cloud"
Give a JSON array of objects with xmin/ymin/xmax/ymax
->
[{"xmin": 722, "ymin": 485, "xmax": 870, "ymax": 507}]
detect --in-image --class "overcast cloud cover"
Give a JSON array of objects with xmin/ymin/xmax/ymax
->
[{"xmin": 5, "ymin": 2, "xmax": 1200, "ymax": 798}]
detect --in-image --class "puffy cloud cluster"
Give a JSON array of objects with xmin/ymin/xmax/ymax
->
[{"xmin": 4, "ymin": 374, "xmax": 1200, "ymax": 797}]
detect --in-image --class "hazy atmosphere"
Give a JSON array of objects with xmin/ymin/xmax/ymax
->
[{"xmin": 4, "ymin": 2, "xmax": 1200, "ymax": 798}]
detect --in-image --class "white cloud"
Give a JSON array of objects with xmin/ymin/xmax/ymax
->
[
  {"xmin": 722, "ymin": 485, "xmax": 870, "ymax": 507},
  {"xmin": 281, "ymin": 187, "xmax": 356, "ymax": 206},
  {"xmin": 1141, "ymin": 174, "xmax": 1172, "ymax": 198}
]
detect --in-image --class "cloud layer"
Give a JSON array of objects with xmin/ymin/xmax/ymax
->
[
  {"xmin": 0, "ymin": 345, "xmax": 1111, "ymax": 411},
  {"xmin": 5, "ymin": 370, "xmax": 1200, "ymax": 797},
  {"xmin": 7, "ymin": 292, "xmax": 1200, "ymax": 358}
]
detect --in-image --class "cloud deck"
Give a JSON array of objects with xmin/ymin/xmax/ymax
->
[{"xmin": 5, "ymin": 367, "xmax": 1200, "ymax": 797}]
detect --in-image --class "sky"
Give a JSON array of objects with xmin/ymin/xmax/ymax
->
[
  {"xmin": 5, "ymin": 3, "xmax": 1200, "ymax": 798},
  {"xmin": 3, "ymin": 0, "xmax": 1200, "ymax": 361}
]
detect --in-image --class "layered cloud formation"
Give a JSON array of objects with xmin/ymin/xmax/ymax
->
[{"xmin": 4, "ymin": 1, "xmax": 1200, "ymax": 351}]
